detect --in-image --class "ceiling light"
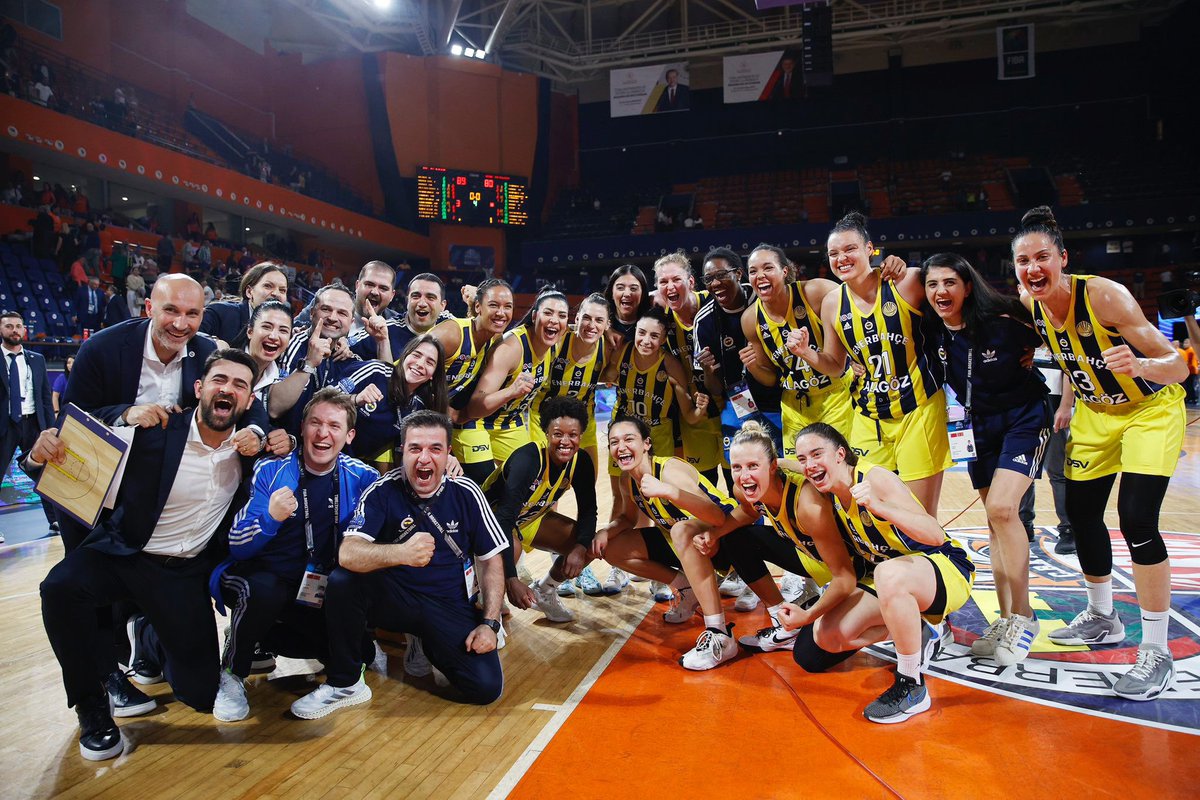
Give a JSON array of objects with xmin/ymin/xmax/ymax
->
[
  {"xmin": 245, "ymin": 226, "xmax": 251, "ymax": 231},
  {"xmin": 475, "ymin": 49, "xmax": 486, "ymax": 59},
  {"xmin": 373, "ymin": 0, "xmax": 392, "ymax": 9},
  {"xmin": 33, "ymin": 175, "xmax": 40, "ymax": 181},
  {"xmin": 450, "ymin": 44, "xmax": 463, "ymax": 56},
  {"xmin": 121, "ymin": 196, "xmax": 128, "ymax": 201},
  {"xmin": 464, "ymin": 48, "xmax": 475, "ymax": 58}
]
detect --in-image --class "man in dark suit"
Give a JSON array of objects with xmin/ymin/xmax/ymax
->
[
  {"xmin": 0, "ymin": 311, "xmax": 56, "ymax": 535},
  {"xmin": 198, "ymin": 260, "xmax": 289, "ymax": 349},
  {"xmin": 101, "ymin": 284, "xmax": 130, "ymax": 328},
  {"xmin": 75, "ymin": 276, "xmax": 107, "ymax": 335},
  {"xmin": 654, "ymin": 68, "xmax": 690, "ymax": 112},
  {"xmin": 32, "ymin": 349, "xmax": 259, "ymax": 761},
  {"xmin": 769, "ymin": 55, "xmax": 800, "ymax": 102}
]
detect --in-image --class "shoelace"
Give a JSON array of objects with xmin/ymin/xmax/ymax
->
[
  {"xmin": 1068, "ymin": 608, "xmax": 1102, "ymax": 627},
  {"xmin": 1125, "ymin": 648, "xmax": 1166, "ymax": 680},
  {"xmin": 999, "ymin": 619, "xmax": 1031, "ymax": 648},
  {"xmin": 980, "ymin": 618, "xmax": 1007, "ymax": 641},
  {"xmin": 878, "ymin": 675, "xmax": 916, "ymax": 705},
  {"xmin": 695, "ymin": 630, "xmax": 724, "ymax": 659}
]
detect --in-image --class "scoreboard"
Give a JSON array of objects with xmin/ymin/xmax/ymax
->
[{"xmin": 417, "ymin": 166, "xmax": 529, "ymax": 226}]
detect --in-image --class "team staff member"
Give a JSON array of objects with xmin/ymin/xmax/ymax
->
[
  {"xmin": 604, "ymin": 264, "xmax": 653, "ymax": 350},
  {"xmin": 787, "ymin": 423, "xmax": 974, "ymax": 724},
  {"xmin": 1014, "ymin": 206, "xmax": 1187, "ymax": 700},
  {"xmin": 0, "ymin": 311, "xmax": 56, "ymax": 534},
  {"xmin": 351, "ymin": 270, "xmax": 450, "ymax": 361},
  {"xmin": 923, "ymin": 253, "xmax": 1050, "ymax": 665},
  {"xmin": 291, "ymin": 411, "xmax": 508, "ymax": 718},
  {"xmin": 243, "ymin": 301, "xmax": 293, "ymax": 404},
  {"xmin": 484, "ymin": 398, "xmax": 601, "ymax": 622},
  {"xmin": 789, "ymin": 213, "xmax": 950, "ymax": 514},
  {"xmin": 210, "ymin": 388, "xmax": 379, "ymax": 722},
  {"xmin": 200, "ymin": 261, "xmax": 289, "ymax": 348}
]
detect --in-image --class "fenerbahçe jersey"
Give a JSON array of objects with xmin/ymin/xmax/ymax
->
[
  {"xmin": 630, "ymin": 456, "xmax": 737, "ymax": 535},
  {"xmin": 754, "ymin": 282, "xmax": 836, "ymax": 397},
  {"xmin": 755, "ymin": 471, "xmax": 826, "ymax": 564},
  {"xmin": 1032, "ymin": 275, "xmax": 1162, "ymax": 407},
  {"xmin": 611, "ymin": 343, "xmax": 674, "ymax": 428},
  {"xmin": 444, "ymin": 317, "xmax": 495, "ymax": 402},
  {"xmin": 483, "ymin": 325, "xmax": 556, "ymax": 431},
  {"xmin": 535, "ymin": 330, "xmax": 605, "ymax": 414},
  {"xmin": 482, "ymin": 441, "xmax": 578, "ymax": 529},
  {"xmin": 833, "ymin": 279, "xmax": 943, "ymax": 420}
]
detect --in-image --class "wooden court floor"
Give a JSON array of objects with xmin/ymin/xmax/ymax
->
[{"xmin": 2, "ymin": 415, "xmax": 1199, "ymax": 799}]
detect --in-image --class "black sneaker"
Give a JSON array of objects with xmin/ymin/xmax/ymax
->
[
  {"xmin": 863, "ymin": 671, "xmax": 930, "ymax": 724},
  {"xmin": 1054, "ymin": 526, "xmax": 1077, "ymax": 556},
  {"xmin": 106, "ymin": 670, "xmax": 157, "ymax": 718},
  {"xmin": 123, "ymin": 615, "xmax": 163, "ymax": 685},
  {"xmin": 249, "ymin": 644, "xmax": 277, "ymax": 675},
  {"xmin": 76, "ymin": 695, "xmax": 123, "ymax": 761}
]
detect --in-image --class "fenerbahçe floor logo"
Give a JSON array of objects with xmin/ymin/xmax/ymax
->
[{"xmin": 866, "ymin": 527, "xmax": 1200, "ymax": 735}]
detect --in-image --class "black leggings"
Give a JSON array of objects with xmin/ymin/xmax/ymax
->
[
  {"xmin": 461, "ymin": 459, "xmax": 495, "ymax": 487},
  {"xmin": 718, "ymin": 525, "xmax": 808, "ymax": 585},
  {"xmin": 1064, "ymin": 472, "xmax": 1171, "ymax": 575}
]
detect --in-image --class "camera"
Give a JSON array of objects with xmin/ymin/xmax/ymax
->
[{"xmin": 1157, "ymin": 270, "xmax": 1200, "ymax": 318}]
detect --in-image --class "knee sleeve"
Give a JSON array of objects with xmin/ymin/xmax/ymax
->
[
  {"xmin": 717, "ymin": 527, "xmax": 771, "ymax": 585},
  {"xmin": 462, "ymin": 459, "xmax": 494, "ymax": 486},
  {"xmin": 1065, "ymin": 475, "xmax": 1117, "ymax": 576},
  {"xmin": 792, "ymin": 625, "xmax": 857, "ymax": 673},
  {"xmin": 1116, "ymin": 473, "xmax": 1171, "ymax": 565}
]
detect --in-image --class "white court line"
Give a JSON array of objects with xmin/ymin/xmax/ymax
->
[
  {"xmin": 0, "ymin": 589, "xmax": 39, "ymax": 602},
  {"xmin": 486, "ymin": 597, "xmax": 654, "ymax": 800},
  {"xmin": 530, "ymin": 703, "xmax": 561, "ymax": 712}
]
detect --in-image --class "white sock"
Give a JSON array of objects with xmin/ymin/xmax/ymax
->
[
  {"xmin": 537, "ymin": 573, "xmax": 561, "ymax": 590},
  {"xmin": 703, "ymin": 613, "xmax": 727, "ymax": 631},
  {"xmin": 670, "ymin": 571, "xmax": 691, "ymax": 591},
  {"xmin": 896, "ymin": 651, "xmax": 922, "ymax": 683},
  {"xmin": 1085, "ymin": 579, "xmax": 1113, "ymax": 616},
  {"xmin": 1141, "ymin": 609, "xmax": 1169, "ymax": 650},
  {"xmin": 767, "ymin": 603, "xmax": 786, "ymax": 625}
]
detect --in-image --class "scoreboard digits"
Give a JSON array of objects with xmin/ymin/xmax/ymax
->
[{"xmin": 417, "ymin": 166, "xmax": 528, "ymax": 226}]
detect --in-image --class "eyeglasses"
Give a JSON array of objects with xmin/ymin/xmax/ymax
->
[{"xmin": 702, "ymin": 269, "xmax": 738, "ymax": 286}]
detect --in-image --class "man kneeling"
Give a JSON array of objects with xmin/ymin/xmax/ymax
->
[{"xmin": 291, "ymin": 410, "xmax": 507, "ymax": 719}]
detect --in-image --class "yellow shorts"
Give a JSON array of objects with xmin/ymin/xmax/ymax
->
[
  {"xmin": 515, "ymin": 516, "xmax": 544, "ymax": 554},
  {"xmin": 781, "ymin": 376, "xmax": 855, "ymax": 457},
  {"xmin": 531, "ymin": 406, "xmax": 599, "ymax": 455},
  {"xmin": 796, "ymin": 549, "xmax": 833, "ymax": 586},
  {"xmin": 1066, "ymin": 383, "xmax": 1186, "ymax": 480},
  {"xmin": 857, "ymin": 551, "xmax": 974, "ymax": 625},
  {"xmin": 609, "ymin": 423, "xmax": 675, "ymax": 477},
  {"xmin": 681, "ymin": 416, "xmax": 723, "ymax": 472},
  {"xmin": 848, "ymin": 396, "xmax": 952, "ymax": 482},
  {"xmin": 452, "ymin": 422, "xmax": 493, "ymax": 465},
  {"xmin": 488, "ymin": 426, "xmax": 533, "ymax": 465}
]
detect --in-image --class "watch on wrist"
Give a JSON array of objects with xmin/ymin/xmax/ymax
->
[
  {"xmin": 301, "ymin": 362, "xmax": 318, "ymax": 375},
  {"xmin": 482, "ymin": 618, "xmax": 501, "ymax": 634}
]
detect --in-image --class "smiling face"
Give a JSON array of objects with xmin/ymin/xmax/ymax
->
[
  {"xmin": 703, "ymin": 257, "xmax": 741, "ymax": 308},
  {"xmin": 312, "ymin": 289, "xmax": 355, "ymax": 339},
  {"xmin": 826, "ymin": 229, "xmax": 872, "ymax": 283},
  {"xmin": 792, "ymin": 432, "xmax": 848, "ymax": 493},
  {"xmin": 475, "ymin": 285, "xmax": 514, "ymax": 335},
  {"xmin": 402, "ymin": 341, "xmax": 439, "ymax": 391},
  {"xmin": 575, "ymin": 300, "xmax": 609, "ymax": 345},
  {"xmin": 533, "ymin": 298, "xmax": 569, "ymax": 348},
  {"xmin": 611, "ymin": 275, "xmax": 643, "ymax": 322},
  {"xmin": 402, "ymin": 424, "xmax": 449, "ymax": 498},
  {"xmin": 302, "ymin": 400, "xmax": 354, "ymax": 473},
  {"xmin": 924, "ymin": 266, "xmax": 970, "ymax": 327},
  {"xmin": 1012, "ymin": 232, "xmax": 1068, "ymax": 301},
  {"xmin": 655, "ymin": 262, "xmax": 693, "ymax": 311},
  {"xmin": 247, "ymin": 309, "xmax": 292, "ymax": 366},
  {"xmin": 148, "ymin": 276, "xmax": 205, "ymax": 361},
  {"xmin": 404, "ymin": 278, "xmax": 444, "ymax": 332},
  {"xmin": 729, "ymin": 441, "xmax": 775, "ymax": 504},
  {"xmin": 633, "ymin": 317, "xmax": 666, "ymax": 357},
  {"xmin": 747, "ymin": 249, "xmax": 786, "ymax": 302},
  {"xmin": 545, "ymin": 416, "xmax": 582, "ymax": 467},
  {"xmin": 196, "ymin": 359, "xmax": 255, "ymax": 433},
  {"xmin": 607, "ymin": 420, "xmax": 650, "ymax": 473},
  {"xmin": 246, "ymin": 269, "xmax": 288, "ymax": 308}
]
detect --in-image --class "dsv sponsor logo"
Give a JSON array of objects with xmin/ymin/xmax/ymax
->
[{"xmin": 1067, "ymin": 457, "xmax": 1090, "ymax": 469}]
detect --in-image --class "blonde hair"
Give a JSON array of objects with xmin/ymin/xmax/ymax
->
[
  {"xmin": 730, "ymin": 419, "xmax": 778, "ymax": 461},
  {"xmin": 653, "ymin": 249, "xmax": 692, "ymax": 278}
]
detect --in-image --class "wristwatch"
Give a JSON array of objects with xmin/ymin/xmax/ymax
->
[
  {"xmin": 301, "ymin": 362, "xmax": 318, "ymax": 375},
  {"xmin": 482, "ymin": 618, "xmax": 502, "ymax": 634}
]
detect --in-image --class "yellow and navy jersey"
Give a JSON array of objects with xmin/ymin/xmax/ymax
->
[
  {"xmin": 611, "ymin": 343, "xmax": 674, "ymax": 428},
  {"xmin": 482, "ymin": 441, "xmax": 577, "ymax": 530},
  {"xmin": 833, "ymin": 279, "xmax": 943, "ymax": 420},
  {"xmin": 662, "ymin": 290, "xmax": 710, "ymax": 366},
  {"xmin": 755, "ymin": 471, "xmax": 824, "ymax": 564},
  {"xmin": 445, "ymin": 317, "xmax": 495, "ymax": 403},
  {"xmin": 831, "ymin": 463, "xmax": 972, "ymax": 573},
  {"xmin": 630, "ymin": 456, "xmax": 737, "ymax": 535},
  {"xmin": 535, "ymin": 329, "xmax": 605, "ymax": 414},
  {"xmin": 1032, "ymin": 274, "xmax": 1162, "ymax": 407},
  {"xmin": 483, "ymin": 325, "xmax": 556, "ymax": 431},
  {"xmin": 753, "ymin": 282, "xmax": 836, "ymax": 397}
]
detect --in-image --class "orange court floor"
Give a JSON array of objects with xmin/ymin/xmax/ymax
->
[{"xmin": 1, "ymin": 416, "xmax": 1199, "ymax": 798}]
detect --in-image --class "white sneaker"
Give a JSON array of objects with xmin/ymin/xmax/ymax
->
[
  {"xmin": 213, "ymin": 670, "xmax": 249, "ymax": 722},
  {"xmin": 651, "ymin": 581, "xmax": 674, "ymax": 602},
  {"xmin": 629, "ymin": 573, "xmax": 650, "ymax": 583},
  {"xmin": 733, "ymin": 584, "xmax": 760, "ymax": 612},
  {"xmin": 994, "ymin": 614, "xmax": 1040, "ymax": 666},
  {"xmin": 516, "ymin": 562, "xmax": 534, "ymax": 584},
  {"xmin": 602, "ymin": 567, "xmax": 630, "ymax": 595},
  {"xmin": 970, "ymin": 617, "xmax": 1008, "ymax": 658},
  {"xmin": 719, "ymin": 572, "xmax": 746, "ymax": 597},
  {"xmin": 779, "ymin": 572, "xmax": 807, "ymax": 603},
  {"xmin": 290, "ymin": 677, "xmax": 372, "ymax": 720},
  {"xmin": 663, "ymin": 586, "xmax": 700, "ymax": 624},
  {"xmin": 432, "ymin": 666, "xmax": 450, "ymax": 689},
  {"xmin": 404, "ymin": 634, "xmax": 432, "ymax": 678},
  {"xmin": 532, "ymin": 581, "xmax": 576, "ymax": 623},
  {"xmin": 369, "ymin": 641, "xmax": 389, "ymax": 678},
  {"xmin": 738, "ymin": 622, "xmax": 800, "ymax": 652},
  {"xmin": 680, "ymin": 627, "xmax": 739, "ymax": 671}
]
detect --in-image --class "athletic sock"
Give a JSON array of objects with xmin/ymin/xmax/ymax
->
[
  {"xmin": 669, "ymin": 571, "xmax": 691, "ymax": 591},
  {"xmin": 767, "ymin": 603, "xmax": 786, "ymax": 626},
  {"xmin": 703, "ymin": 613, "xmax": 726, "ymax": 631},
  {"xmin": 896, "ymin": 651, "xmax": 922, "ymax": 684},
  {"xmin": 537, "ymin": 573, "xmax": 562, "ymax": 591},
  {"xmin": 1141, "ymin": 609, "xmax": 1169, "ymax": 650},
  {"xmin": 1085, "ymin": 578, "xmax": 1114, "ymax": 616}
]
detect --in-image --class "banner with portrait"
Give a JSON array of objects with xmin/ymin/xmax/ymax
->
[
  {"xmin": 723, "ymin": 51, "xmax": 803, "ymax": 103},
  {"xmin": 609, "ymin": 63, "xmax": 691, "ymax": 117}
]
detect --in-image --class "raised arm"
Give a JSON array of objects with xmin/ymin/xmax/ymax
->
[
  {"xmin": 640, "ymin": 458, "xmax": 728, "ymax": 528},
  {"xmin": 855, "ymin": 466, "xmax": 944, "ymax": 547},
  {"xmin": 788, "ymin": 290, "xmax": 850, "ymax": 377}
]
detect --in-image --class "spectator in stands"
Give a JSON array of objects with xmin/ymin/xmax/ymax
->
[
  {"xmin": 1133, "ymin": 270, "xmax": 1145, "ymax": 299},
  {"xmin": 68, "ymin": 255, "xmax": 89, "ymax": 295},
  {"xmin": 205, "ymin": 222, "xmax": 219, "ymax": 244},
  {"xmin": 1179, "ymin": 338, "xmax": 1197, "ymax": 406},
  {"xmin": 102, "ymin": 284, "xmax": 129, "ymax": 327},
  {"xmin": 186, "ymin": 213, "xmax": 201, "ymax": 238},
  {"xmin": 183, "ymin": 238, "xmax": 200, "ymax": 265},
  {"xmin": 198, "ymin": 240, "xmax": 212, "ymax": 268},
  {"xmin": 109, "ymin": 242, "xmax": 129, "ymax": 293},
  {"xmin": 125, "ymin": 265, "xmax": 145, "ymax": 317},
  {"xmin": 82, "ymin": 223, "xmax": 101, "ymax": 273},
  {"xmin": 143, "ymin": 259, "xmax": 160, "ymax": 290},
  {"xmin": 2, "ymin": 181, "xmax": 21, "ymax": 205},
  {"xmin": 75, "ymin": 277, "xmax": 106, "ymax": 335},
  {"xmin": 239, "ymin": 247, "xmax": 255, "ymax": 269},
  {"xmin": 31, "ymin": 77, "xmax": 52, "ymax": 107},
  {"xmin": 156, "ymin": 233, "xmax": 176, "ymax": 270},
  {"xmin": 1160, "ymin": 268, "xmax": 1174, "ymax": 292}
]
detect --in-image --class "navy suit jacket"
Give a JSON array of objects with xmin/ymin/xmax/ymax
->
[
  {"xmin": 103, "ymin": 295, "xmax": 131, "ymax": 327},
  {"xmin": 0, "ymin": 347, "xmax": 54, "ymax": 429},
  {"xmin": 75, "ymin": 285, "xmax": 107, "ymax": 329},
  {"xmin": 199, "ymin": 299, "xmax": 251, "ymax": 348}
]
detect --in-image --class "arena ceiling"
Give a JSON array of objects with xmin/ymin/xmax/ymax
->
[{"xmin": 219, "ymin": 0, "xmax": 1183, "ymax": 83}]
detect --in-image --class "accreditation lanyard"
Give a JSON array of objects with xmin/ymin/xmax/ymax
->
[
  {"xmin": 300, "ymin": 467, "xmax": 340, "ymax": 568},
  {"xmin": 296, "ymin": 466, "xmax": 339, "ymax": 607},
  {"xmin": 945, "ymin": 335, "xmax": 977, "ymax": 462},
  {"xmin": 413, "ymin": 483, "xmax": 478, "ymax": 601}
]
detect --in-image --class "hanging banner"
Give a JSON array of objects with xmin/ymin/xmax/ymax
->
[
  {"xmin": 723, "ymin": 51, "xmax": 801, "ymax": 103},
  {"xmin": 997, "ymin": 24, "xmax": 1036, "ymax": 80},
  {"xmin": 609, "ymin": 63, "xmax": 690, "ymax": 117}
]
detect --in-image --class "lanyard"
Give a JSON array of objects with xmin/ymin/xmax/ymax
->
[
  {"xmin": 300, "ymin": 465, "xmax": 339, "ymax": 562},
  {"xmin": 964, "ymin": 346, "xmax": 973, "ymax": 416},
  {"xmin": 408, "ymin": 479, "xmax": 467, "ymax": 561},
  {"xmin": 940, "ymin": 327, "xmax": 972, "ymax": 416}
]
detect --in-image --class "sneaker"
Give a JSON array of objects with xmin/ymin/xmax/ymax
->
[
  {"xmin": 629, "ymin": 573, "xmax": 649, "ymax": 583},
  {"xmin": 404, "ymin": 634, "xmax": 432, "ymax": 678},
  {"xmin": 651, "ymin": 581, "xmax": 674, "ymax": 602},
  {"xmin": 1048, "ymin": 607, "xmax": 1125, "ymax": 646},
  {"xmin": 123, "ymin": 615, "xmax": 163, "ymax": 685},
  {"xmin": 517, "ymin": 562, "xmax": 535, "ymax": 584},
  {"xmin": 663, "ymin": 586, "xmax": 700, "ymax": 624},
  {"xmin": 579, "ymin": 566, "xmax": 604, "ymax": 596},
  {"xmin": 994, "ymin": 614, "xmax": 1040, "ymax": 666},
  {"xmin": 920, "ymin": 621, "xmax": 946, "ymax": 670},
  {"xmin": 496, "ymin": 622, "xmax": 507, "ymax": 650},
  {"xmin": 557, "ymin": 578, "xmax": 579, "ymax": 598},
  {"xmin": 602, "ymin": 567, "xmax": 630, "ymax": 596},
  {"xmin": 1113, "ymin": 645, "xmax": 1175, "ymax": 701},
  {"xmin": 863, "ymin": 671, "xmax": 930, "ymax": 724},
  {"xmin": 213, "ymin": 670, "xmax": 249, "ymax": 722},
  {"xmin": 733, "ymin": 584, "xmax": 760, "ymax": 612},
  {"xmin": 680, "ymin": 626, "xmax": 739, "ymax": 671},
  {"xmin": 432, "ymin": 665, "xmax": 450, "ymax": 689},
  {"xmin": 532, "ymin": 580, "xmax": 576, "ymax": 623},
  {"xmin": 369, "ymin": 641, "xmax": 388, "ymax": 678},
  {"xmin": 76, "ymin": 695, "xmax": 123, "ymax": 761},
  {"xmin": 105, "ymin": 670, "xmax": 156, "ymax": 718},
  {"xmin": 970, "ymin": 617, "xmax": 1008, "ymax": 657},
  {"xmin": 291, "ymin": 677, "xmax": 372, "ymax": 720},
  {"xmin": 738, "ymin": 622, "xmax": 800, "ymax": 652},
  {"xmin": 1054, "ymin": 526, "xmax": 1077, "ymax": 556},
  {"xmin": 719, "ymin": 571, "xmax": 746, "ymax": 597},
  {"xmin": 779, "ymin": 572, "xmax": 807, "ymax": 603},
  {"xmin": 249, "ymin": 644, "xmax": 277, "ymax": 675}
]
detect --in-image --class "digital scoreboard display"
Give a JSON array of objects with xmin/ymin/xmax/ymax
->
[{"xmin": 417, "ymin": 166, "xmax": 529, "ymax": 226}]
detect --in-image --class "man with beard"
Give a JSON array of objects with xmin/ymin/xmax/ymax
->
[
  {"xmin": 32, "ymin": 349, "xmax": 259, "ymax": 761},
  {"xmin": 0, "ymin": 311, "xmax": 56, "ymax": 538},
  {"xmin": 350, "ymin": 270, "xmax": 449, "ymax": 362},
  {"xmin": 199, "ymin": 261, "xmax": 289, "ymax": 349}
]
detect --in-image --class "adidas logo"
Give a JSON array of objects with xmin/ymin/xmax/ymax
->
[
  {"xmin": 982, "ymin": 349, "xmax": 997, "ymax": 362},
  {"xmin": 1013, "ymin": 454, "xmax": 1028, "ymax": 465}
]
